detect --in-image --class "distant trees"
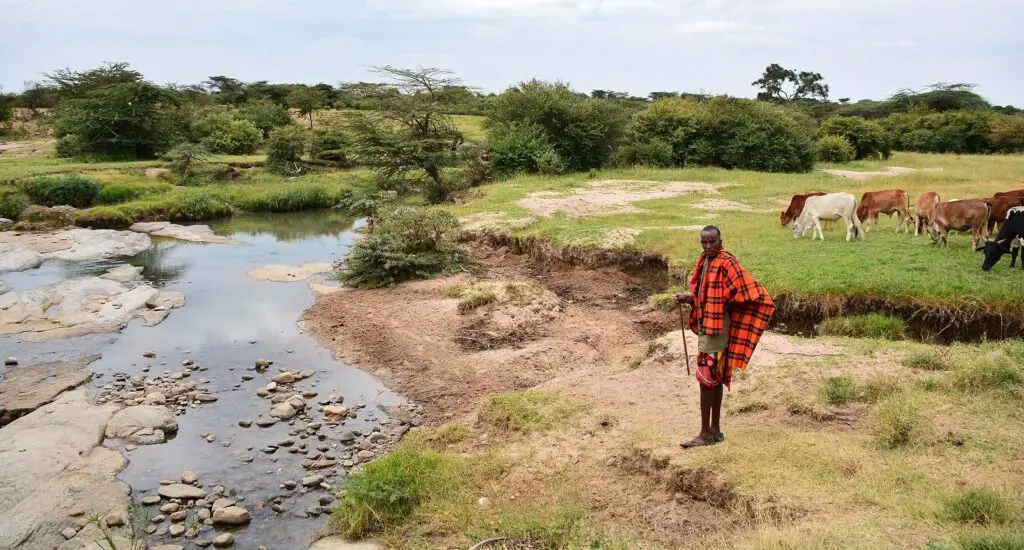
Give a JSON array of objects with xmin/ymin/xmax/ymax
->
[
  {"xmin": 752, "ymin": 63, "xmax": 830, "ymax": 102},
  {"xmin": 288, "ymin": 87, "xmax": 328, "ymax": 128}
]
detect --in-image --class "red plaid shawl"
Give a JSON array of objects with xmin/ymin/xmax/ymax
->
[{"xmin": 689, "ymin": 250, "xmax": 776, "ymax": 387}]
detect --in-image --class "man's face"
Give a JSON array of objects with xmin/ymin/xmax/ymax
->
[{"xmin": 700, "ymin": 230, "xmax": 722, "ymax": 258}]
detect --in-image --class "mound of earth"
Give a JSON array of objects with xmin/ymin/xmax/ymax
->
[{"xmin": 517, "ymin": 180, "xmax": 719, "ymax": 218}]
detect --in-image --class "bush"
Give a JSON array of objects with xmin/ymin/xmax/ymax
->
[
  {"xmin": 817, "ymin": 314, "xmax": 906, "ymax": 340},
  {"xmin": 231, "ymin": 186, "xmax": 333, "ymax": 212},
  {"xmin": 819, "ymin": 116, "xmax": 892, "ymax": 160},
  {"xmin": 201, "ymin": 119, "xmax": 262, "ymax": 155},
  {"xmin": 536, "ymin": 148, "xmax": 567, "ymax": 175},
  {"xmin": 478, "ymin": 391, "xmax": 592, "ymax": 434},
  {"xmin": 487, "ymin": 80, "xmax": 628, "ymax": 172},
  {"xmin": 869, "ymin": 397, "xmax": 924, "ymax": 449},
  {"xmin": 309, "ymin": 127, "xmax": 351, "ymax": 164},
  {"xmin": 813, "ymin": 134, "xmax": 857, "ymax": 163},
  {"xmin": 0, "ymin": 190, "xmax": 30, "ymax": 219},
  {"xmin": 336, "ymin": 206, "xmax": 468, "ymax": 289},
  {"xmin": 819, "ymin": 375, "xmax": 860, "ymax": 405},
  {"xmin": 622, "ymin": 96, "xmax": 815, "ymax": 172},
  {"xmin": 989, "ymin": 115, "xmax": 1024, "ymax": 153},
  {"xmin": 266, "ymin": 125, "xmax": 309, "ymax": 174},
  {"xmin": 21, "ymin": 173, "xmax": 101, "ymax": 207},
  {"xmin": 941, "ymin": 490, "xmax": 1012, "ymax": 525},
  {"xmin": 173, "ymin": 190, "xmax": 232, "ymax": 221},
  {"xmin": 54, "ymin": 133, "xmax": 85, "ymax": 158},
  {"xmin": 883, "ymin": 111, "xmax": 994, "ymax": 154},
  {"xmin": 488, "ymin": 122, "xmax": 555, "ymax": 175},
  {"xmin": 236, "ymin": 100, "xmax": 293, "ymax": 138},
  {"xmin": 164, "ymin": 142, "xmax": 211, "ymax": 178},
  {"xmin": 610, "ymin": 138, "xmax": 675, "ymax": 168}
]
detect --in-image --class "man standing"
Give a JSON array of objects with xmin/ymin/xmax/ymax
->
[{"xmin": 675, "ymin": 226, "xmax": 775, "ymax": 448}]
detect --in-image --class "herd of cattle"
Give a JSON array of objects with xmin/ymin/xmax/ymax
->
[{"xmin": 780, "ymin": 188, "xmax": 1024, "ymax": 270}]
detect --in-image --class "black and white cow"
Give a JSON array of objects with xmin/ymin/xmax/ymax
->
[{"xmin": 979, "ymin": 206, "xmax": 1024, "ymax": 270}]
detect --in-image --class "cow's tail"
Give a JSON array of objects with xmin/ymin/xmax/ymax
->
[
  {"xmin": 852, "ymin": 199, "xmax": 863, "ymax": 238},
  {"xmin": 985, "ymin": 201, "xmax": 993, "ymax": 239}
]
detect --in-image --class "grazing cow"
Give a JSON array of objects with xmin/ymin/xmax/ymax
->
[
  {"xmin": 994, "ymin": 189, "xmax": 1024, "ymax": 199},
  {"xmin": 780, "ymin": 192, "xmax": 825, "ymax": 226},
  {"xmin": 857, "ymin": 189, "xmax": 911, "ymax": 234},
  {"xmin": 983, "ymin": 195, "xmax": 1024, "ymax": 234},
  {"xmin": 792, "ymin": 192, "xmax": 864, "ymax": 242},
  {"xmin": 979, "ymin": 206, "xmax": 1024, "ymax": 270},
  {"xmin": 928, "ymin": 199, "xmax": 990, "ymax": 249},
  {"xmin": 913, "ymin": 191, "xmax": 941, "ymax": 236}
]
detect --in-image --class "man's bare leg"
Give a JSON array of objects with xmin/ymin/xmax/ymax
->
[
  {"xmin": 710, "ymin": 384, "xmax": 724, "ymax": 441},
  {"xmin": 682, "ymin": 385, "xmax": 719, "ymax": 448}
]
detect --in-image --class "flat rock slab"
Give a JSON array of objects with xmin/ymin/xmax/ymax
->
[
  {"xmin": 0, "ymin": 389, "xmax": 127, "ymax": 550},
  {"xmin": 0, "ymin": 269, "xmax": 185, "ymax": 342},
  {"xmin": 105, "ymin": 405, "xmax": 178, "ymax": 444},
  {"xmin": 308, "ymin": 537, "xmax": 388, "ymax": 550},
  {"xmin": 248, "ymin": 262, "xmax": 334, "ymax": 282},
  {"xmin": 0, "ymin": 228, "xmax": 151, "ymax": 272},
  {"xmin": 130, "ymin": 222, "xmax": 240, "ymax": 245},
  {"xmin": 0, "ymin": 354, "xmax": 100, "ymax": 427},
  {"xmin": 157, "ymin": 484, "xmax": 207, "ymax": 500}
]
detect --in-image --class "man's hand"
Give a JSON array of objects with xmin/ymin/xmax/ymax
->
[{"xmin": 674, "ymin": 292, "xmax": 694, "ymax": 306}]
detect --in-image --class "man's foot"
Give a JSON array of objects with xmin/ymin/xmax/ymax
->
[
  {"xmin": 680, "ymin": 435, "xmax": 717, "ymax": 449},
  {"xmin": 713, "ymin": 431, "xmax": 725, "ymax": 443}
]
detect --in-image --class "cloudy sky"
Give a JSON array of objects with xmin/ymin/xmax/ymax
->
[{"xmin": 2, "ymin": 0, "xmax": 1022, "ymax": 104}]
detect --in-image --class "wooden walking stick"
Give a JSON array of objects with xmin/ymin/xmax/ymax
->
[{"xmin": 677, "ymin": 301, "xmax": 691, "ymax": 376}]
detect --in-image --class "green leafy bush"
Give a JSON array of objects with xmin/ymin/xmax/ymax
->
[
  {"xmin": 612, "ymin": 138, "xmax": 675, "ymax": 168},
  {"xmin": 200, "ymin": 119, "xmax": 262, "ymax": 155},
  {"xmin": 266, "ymin": 125, "xmax": 309, "ymax": 174},
  {"xmin": 814, "ymin": 134, "xmax": 857, "ymax": 163},
  {"xmin": 174, "ymin": 190, "xmax": 232, "ymax": 221},
  {"xmin": 0, "ymin": 190, "xmax": 30, "ymax": 219},
  {"xmin": 236, "ymin": 100, "xmax": 293, "ymax": 137},
  {"xmin": 309, "ymin": 127, "xmax": 351, "ymax": 164},
  {"xmin": 164, "ymin": 142, "xmax": 211, "ymax": 178},
  {"xmin": 819, "ymin": 116, "xmax": 892, "ymax": 160},
  {"xmin": 622, "ymin": 97, "xmax": 814, "ymax": 172},
  {"xmin": 488, "ymin": 122, "xmax": 555, "ymax": 175},
  {"xmin": 989, "ymin": 115, "xmax": 1024, "ymax": 153},
  {"xmin": 816, "ymin": 314, "xmax": 906, "ymax": 340},
  {"xmin": 336, "ymin": 206, "xmax": 468, "ymax": 289},
  {"xmin": 536, "ymin": 148, "xmax": 567, "ymax": 175},
  {"xmin": 883, "ymin": 111, "xmax": 994, "ymax": 154},
  {"xmin": 21, "ymin": 173, "xmax": 101, "ymax": 207}
]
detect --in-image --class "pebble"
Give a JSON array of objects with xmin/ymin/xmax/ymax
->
[
  {"xmin": 271, "ymin": 503, "xmax": 286, "ymax": 513},
  {"xmin": 237, "ymin": 455, "xmax": 255, "ymax": 463},
  {"xmin": 283, "ymin": 480, "xmax": 297, "ymax": 490},
  {"xmin": 206, "ymin": 434, "xmax": 217, "ymax": 443},
  {"xmin": 170, "ymin": 510, "xmax": 187, "ymax": 522},
  {"xmin": 195, "ymin": 540, "xmax": 213, "ymax": 548},
  {"xmin": 271, "ymin": 372, "xmax": 295, "ymax": 384},
  {"xmin": 67, "ymin": 507, "xmax": 85, "ymax": 517},
  {"xmin": 152, "ymin": 514, "xmax": 166, "ymax": 523},
  {"xmin": 169, "ymin": 523, "xmax": 186, "ymax": 537},
  {"xmin": 238, "ymin": 420, "xmax": 252, "ymax": 428},
  {"xmin": 160, "ymin": 503, "xmax": 180, "ymax": 513},
  {"xmin": 143, "ymin": 351, "xmax": 156, "ymax": 358},
  {"xmin": 212, "ymin": 533, "xmax": 235, "ymax": 547},
  {"xmin": 255, "ymin": 418, "xmax": 277, "ymax": 427},
  {"xmin": 197, "ymin": 508, "xmax": 211, "ymax": 521},
  {"xmin": 61, "ymin": 527, "xmax": 77, "ymax": 540},
  {"xmin": 145, "ymin": 525, "xmax": 157, "ymax": 535},
  {"xmin": 183, "ymin": 359, "xmax": 195, "ymax": 366},
  {"xmin": 182, "ymin": 471, "xmax": 199, "ymax": 484},
  {"xmin": 255, "ymin": 359, "xmax": 271, "ymax": 369},
  {"xmin": 105, "ymin": 512, "xmax": 126, "ymax": 527},
  {"xmin": 4, "ymin": 357, "xmax": 18, "ymax": 366},
  {"xmin": 241, "ymin": 375, "xmax": 254, "ymax": 381},
  {"xmin": 299, "ymin": 369, "xmax": 315, "ymax": 378},
  {"xmin": 212, "ymin": 506, "xmax": 251, "ymax": 525},
  {"xmin": 319, "ymin": 495, "xmax": 335, "ymax": 506},
  {"xmin": 301, "ymin": 475, "xmax": 323, "ymax": 487}
]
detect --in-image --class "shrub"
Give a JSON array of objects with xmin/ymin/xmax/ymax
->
[
  {"xmin": 236, "ymin": 100, "xmax": 293, "ymax": 138},
  {"xmin": 817, "ymin": 314, "xmax": 906, "ymax": 340},
  {"xmin": 488, "ymin": 122, "xmax": 555, "ymax": 175},
  {"xmin": 164, "ymin": 142, "xmax": 211, "ymax": 178},
  {"xmin": 0, "ymin": 190, "xmax": 30, "ymax": 219},
  {"xmin": 330, "ymin": 449, "xmax": 463, "ymax": 538},
  {"xmin": 883, "ymin": 111, "xmax": 994, "ymax": 154},
  {"xmin": 54, "ymin": 133, "xmax": 85, "ymax": 158},
  {"xmin": 902, "ymin": 350, "xmax": 950, "ymax": 371},
  {"xmin": 536, "ymin": 148, "xmax": 567, "ymax": 175},
  {"xmin": 309, "ymin": 127, "xmax": 351, "ymax": 164},
  {"xmin": 201, "ymin": 119, "xmax": 262, "ymax": 155},
  {"xmin": 941, "ymin": 490, "xmax": 1012, "ymax": 525},
  {"xmin": 336, "ymin": 206, "xmax": 468, "ymax": 289},
  {"xmin": 869, "ymin": 397, "xmax": 924, "ymax": 449},
  {"xmin": 814, "ymin": 134, "xmax": 857, "ymax": 163},
  {"xmin": 989, "ymin": 115, "xmax": 1024, "ymax": 153},
  {"xmin": 819, "ymin": 375, "xmax": 860, "ymax": 405},
  {"xmin": 456, "ymin": 142, "xmax": 493, "ymax": 187},
  {"xmin": 623, "ymin": 96, "xmax": 815, "ymax": 172},
  {"xmin": 478, "ymin": 391, "xmax": 592, "ymax": 434},
  {"xmin": 819, "ymin": 116, "xmax": 892, "ymax": 160},
  {"xmin": 21, "ymin": 173, "xmax": 101, "ymax": 207},
  {"xmin": 96, "ymin": 185, "xmax": 144, "ymax": 205},
  {"xmin": 610, "ymin": 138, "xmax": 675, "ymax": 168},
  {"xmin": 173, "ymin": 190, "xmax": 232, "ymax": 221},
  {"xmin": 266, "ymin": 125, "xmax": 309, "ymax": 174}
]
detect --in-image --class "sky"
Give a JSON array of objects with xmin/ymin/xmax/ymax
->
[{"xmin": 2, "ymin": 0, "xmax": 1023, "ymax": 105}]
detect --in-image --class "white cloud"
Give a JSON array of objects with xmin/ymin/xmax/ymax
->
[
  {"xmin": 679, "ymin": 19, "xmax": 754, "ymax": 34},
  {"xmin": 871, "ymin": 38, "xmax": 918, "ymax": 48}
]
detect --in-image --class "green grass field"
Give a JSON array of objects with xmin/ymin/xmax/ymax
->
[{"xmin": 449, "ymin": 152, "xmax": 1024, "ymax": 314}]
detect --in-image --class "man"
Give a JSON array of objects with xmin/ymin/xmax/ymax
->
[{"xmin": 675, "ymin": 226, "xmax": 775, "ymax": 448}]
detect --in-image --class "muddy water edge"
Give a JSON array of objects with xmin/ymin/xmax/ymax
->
[{"xmin": 0, "ymin": 211, "xmax": 412, "ymax": 549}]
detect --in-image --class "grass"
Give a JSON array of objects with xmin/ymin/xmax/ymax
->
[
  {"xmin": 819, "ymin": 375, "xmax": 861, "ymax": 405},
  {"xmin": 447, "ymin": 152, "xmax": 1024, "ymax": 316},
  {"xmin": 941, "ymin": 489, "xmax": 1013, "ymax": 525},
  {"xmin": 904, "ymin": 350, "xmax": 952, "ymax": 371},
  {"xmin": 869, "ymin": 396, "xmax": 926, "ymax": 449},
  {"xmin": 817, "ymin": 314, "xmax": 906, "ymax": 340},
  {"xmin": 444, "ymin": 282, "xmax": 498, "ymax": 313},
  {"xmin": 478, "ymin": 391, "xmax": 592, "ymax": 434}
]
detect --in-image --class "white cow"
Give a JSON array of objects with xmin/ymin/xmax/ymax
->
[{"xmin": 792, "ymin": 192, "xmax": 865, "ymax": 242}]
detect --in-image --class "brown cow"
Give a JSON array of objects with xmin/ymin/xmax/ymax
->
[
  {"xmin": 983, "ymin": 195, "xmax": 1024, "ymax": 233},
  {"xmin": 994, "ymin": 189, "xmax": 1024, "ymax": 199},
  {"xmin": 913, "ymin": 191, "xmax": 941, "ymax": 236},
  {"xmin": 928, "ymin": 199, "xmax": 991, "ymax": 249},
  {"xmin": 857, "ymin": 189, "xmax": 911, "ymax": 234},
  {"xmin": 781, "ymin": 192, "xmax": 825, "ymax": 226}
]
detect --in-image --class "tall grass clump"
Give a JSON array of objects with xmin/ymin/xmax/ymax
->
[
  {"xmin": 232, "ymin": 186, "xmax": 333, "ymax": 212},
  {"xmin": 941, "ymin": 489, "xmax": 1013, "ymax": 525},
  {"xmin": 869, "ymin": 396, "xmax": 925, "ymax": 449},
  {"xmin": 336, "ymin": 206, "xmax": 468, "ymax": 289},
  {"xmin": 445, "ymin": 282, "xmax": 497, "ymax": 313},
  {"xmin": 21, "ymin": 173, "xmax": 102, "ymax": 207},
  {"xmin": 819, "ymin": 375, "xmax": 860, "ymax": 405},
  {"xmin": 954, "ymin": 532, "xmax": 1024, "ymax": 550},
  {"xmin": 951, "ymin": 353, "xmax": 1023, "ymax": 398},
  {"xmin": 817, "ymin": 314, "xmax": 906, "ymax": 340},
  {"xmin": 0, "ymin": 189, "xmax": 30, "ymax": 219},
  {"xmin": 862, "ymin": 373, "xmax": 904, "ymax": 403},
  {"xmin": 478, "ymin": 391, "xmax": 592, "ymax": 434},
  {"xmin": 903, "ymin": 350, "xmax": 951, "ymax": 371}
]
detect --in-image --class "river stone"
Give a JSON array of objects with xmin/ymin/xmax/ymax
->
[
  {"xmin": 266, "ymin": 382, "xmax": 277, "ymax": 392},
  {"xmin": 338, "ymin": 430, "xmax": 356, "ymax": 442},
  {"xmin": 212, "ymin": 498, "xmax": 235, "ymax": 510},
  {"xmin": 288, "ymin": 396, "xmax": 306, "ymax": 410},
  {"xmin": 357, "ymin": 450, "xmax": 375, "ymax": 460},
  {"xmin": 212, "ymin": 533, "xmax": 235, "ymax": 547},
  {"xmin": 169, "ymin": 523, "xmax": 186, "ymax": 537},
  {"xmin": 302, "ymin": 475, "xmax": 323, "ymax": 487},
  {"xmin": 105, "ymin": 511, "xmax": 126, "ymax": 527},
  {"xmin": 170, "ymin": 510, "xmax": 187, "ymax": 522},
  {"xmin": 100, "ymin": 264, "xmax": 144, "ymax": 283},
  {"xmin": 3, "ymin": 357, "xmax": 16, "ymax": 365},
  {"xmin": 130, "ymin": 222, "xmax": 240, "ymax": 245},
  {"xmin": 237, "ymin": 455, "xmax": 254, "ymax": 463},
  {"xmin": 142, "ymin": 495, "xmax": 162, "ymax": 505},
  {"xmin": 61, "ymin": 527, "xmax": 77, "ymax": 539},
  {"xmin": 0, "ymin": 243, "xmax": 43, "ymax": 273},
  {"xmin": 0, "ymin": 354, "xmax": 98, "ymax": 427},
  {"xmin": 152, "ymin": 514, "xmax": 166, "ymax": 523},
  {"xmin": 323, "ymin": 405, "xmax": 348, "ymax": 418},
  {"xmin": 194, "ymin": 393, "xmax": 218, "ymax": 403},
  {"xmin": 270, "ymin": 403, "xmax": 297, "ymax": 420},
  {"xmin": 197, "ymin": 508, "xmax": 211, "ymax": 520},
  {"xmin": 105, "ymin": 405, "xmax": 178, "ymax": 444},
  {"xmin": 212, "ymin": 506, "xmax": 250, "ymax": 525},
  {"xmin": 181, "ymin": 471, "xmax": 198, "ymax": 484},
  {"xmin": 300, "ymin": 369, "xmax": 316, "ymax": 379},
  {"xmin": 161, "ymin": 503, "xmax": 180, "ymax": 513},
  {"xmin": 158, "ymin": 484, "xmax": 207, "ymax": 500},
  {"xmin": 0, "ymin": 217, "xmax": 12, "ymax": 230},
  {"xmin": 255, "ymin": 359, "xmax": 271, "ymax": 369},
  {"xmin": 238, "ymin": 420, "xmax": 252, "ymax": 428},
  {"xmin": 271, "ymin": 372, "xmax": 296, "ymax": 384}
]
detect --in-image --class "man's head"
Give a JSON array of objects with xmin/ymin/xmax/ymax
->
[{"xmin": 700, "ymin": 226, "xmax": 723, "ymax": 258}]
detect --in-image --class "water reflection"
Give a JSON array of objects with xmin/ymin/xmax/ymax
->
[{"xmin": 211, "ymin": 210, "xmax": 357, "ymax": 242}]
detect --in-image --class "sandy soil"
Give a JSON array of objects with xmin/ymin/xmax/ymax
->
[
  {"xmin": 819, "ymin": 166, "xmax": 941, "ymax": 180},
  {"xmin": 517, "ymin": 180, "xmax": 719, "ymax": 218}
]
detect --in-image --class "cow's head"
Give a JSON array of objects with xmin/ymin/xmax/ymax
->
[
  {"xmin": 780, "ymin": 211, "xmax": 793, "ymax": 226},
  {"xmin": 978, "ymin": 239, "xmax": 1010, "ymax": 271},
  {"xmin": 791, "ymin": 219, "xmax": 807, "ymax": 239},
  {"xmin": 927, "ymin": 224, "xmax": 941, "ymax": 245}
]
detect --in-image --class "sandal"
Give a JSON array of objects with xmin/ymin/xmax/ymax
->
[
  {"xmin": 680, "ymin": 435, "xmax": 717, "ymax": 449},
  {"xmin": 714, "ymin": 431, "xmax": 725, "ymax": 443}
]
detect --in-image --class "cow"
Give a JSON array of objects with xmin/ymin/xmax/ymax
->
[
  {"xmin": 913, "ymin": 191, "xmax": 941, "ymax": 236},
  {"xmin": 857, "ymin": 189, "xmax": 911, "ymax": 234},
  {"xmin": 983, "ymin": 194, "xmax": 1024, "ymax": 234},
  {"xmin": 781, "ymin": 192, "xmax": 825, "ymax": 226},
  {"xmin": 978, "ymin": 206, "xmax": 1024, "ymax": 270},
  {"xmin": 792, "ymin": 192, "xmax": 864, "ymax": 242},
  {"xmin": 994, "ymin": 189, "xmax": 1024, "ymax": 199},
  {"xmin": 928, "ymin": 199, "xmax": 990, "ymax": 249}
]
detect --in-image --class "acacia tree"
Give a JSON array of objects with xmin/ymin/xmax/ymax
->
[
  {"xmin": 288, "ymin": 87, "xmax": 327, "ymax": 128},
  {"xmin": 752, "ymin": 63, "xmax": 829, "ymax": 102},
  {"xmin": 346, "ymin": 66, "xmax": 466, "ymax": 203}
]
